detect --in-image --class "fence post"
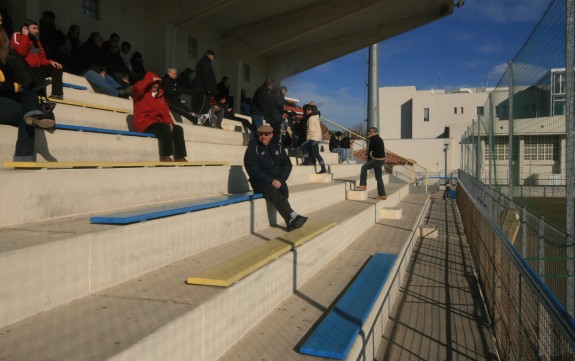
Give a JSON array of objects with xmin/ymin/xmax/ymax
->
[
  {"xmin": 507, "ymin": 61, "xmax": 514, "ymax": 201},
  {"xmin": 539, "ymin": 216, "xmax": 545, "ymax": 279},
  {"xmin": 522, "ymin": 206, "xmax": 527, "ymax": 259},
  {"xmin": 565, "ymin": 0, "xmax": 575, "ymax": 318}
]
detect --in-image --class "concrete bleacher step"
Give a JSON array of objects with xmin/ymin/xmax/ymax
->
[
  {"xmin": 0, "ymin": 125, "xmax": 246, "ymax": 163},
  {"xmin": 53, "ymin": 104, "xmax": 249, "ymax": 146},
  {"xmin": 62, "ymin": 72, "xmax": 95, "ymax": 92},
  {"xmin": 0, "ymin": 186, "xmax": 409, "ymax": 361},
  {"xmin": 0, "ymin": 181, "xmax": 348, "ymax": 328},
  {"xmin": 48, "ymin": 85, "xmax": 132, "ymax": 113},
  {"xmin": 216, "ymin": 192, "xmax": 430, "ymax": 361},
  {"xmin": 0, "ymin": 163, "xmax": 341, "ymax": 227}
]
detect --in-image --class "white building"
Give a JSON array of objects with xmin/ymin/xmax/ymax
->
[{"xmin": 379, "ymin": 86, "xmax": 491, "ymax": 174}]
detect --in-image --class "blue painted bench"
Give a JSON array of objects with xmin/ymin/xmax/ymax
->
[
  {"xmin": 63, "ymin": 82, "xmax": 88, "ymax": 90},
  {"xmin": 90, "ymin": 192, "xmax": 263, "ymax": 224},
  {"xmin": 55, "ymin": 124, "xmax": 157, "ymax": 138},
  {"xmin": 299, "ymin": 252, "xmax": 398, "ymax": 359}
]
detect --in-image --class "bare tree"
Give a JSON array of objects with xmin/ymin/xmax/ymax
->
[{"xmin": 348, "ymin": 121, "xmax": 367, "ymax": 138}]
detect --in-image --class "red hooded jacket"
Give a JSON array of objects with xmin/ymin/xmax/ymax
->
[
  {"xmin": 132, "ymin": 72, "xmax": 174, "ymax": 133},
  {"xmin": 11, "ymin": 33, "xmax": 51, "ymax": 68}
]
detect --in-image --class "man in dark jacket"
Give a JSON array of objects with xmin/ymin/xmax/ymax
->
[
  {"xmin": 266, "ymin": 85, "xmax": 287, "ymax": 141},
  {"xmin": 191, "ymin": 49, "xmax": 218, "ymax": 118},
  {"xmin": 356, "ymin": 127, "xmax": 387, "ymax": 199},
  {"xmin": 243, "ymin": 124, "xmax": 308, "ymax": 231},
  {"xmin": 250, "ymin": 78, "xmax": 273, "ymax": 137},
  {"xmin": 162, "ymin": 67, "xmax": 197, "ymax": 124}
]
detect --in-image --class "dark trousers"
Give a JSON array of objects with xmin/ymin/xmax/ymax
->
[
  {"xmin": 0, "ymin": 91, "xmax": 43, "ymax": 160},
  {"xmin": 166, "ymin": 97, "xmax": 196, "ymax": 123},
  {"xmin": 257, "ymin": 183, "xmax": 293, "ymax": 224},
  {"xmin": 144, "ymin": 122, "xmax": 187, "ymax": 159},
  {"xmin": 360, "ymin": 159, "xmax": 386, "ymax": 196},
  {"xmin": 191, "ymin": 91, "xmax": 210, "ymax": 115},
  {"xmin": 301, "ymin": 140, "xmax": 324, "ymax": 165},
  {"xmin": 31, "ymin": 65, "xmax": 63, "ymax": 97}
]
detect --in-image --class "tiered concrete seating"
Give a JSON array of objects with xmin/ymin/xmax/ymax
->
[{"xmin": 0, "ymin": 71, "xmax": 428, "ymax": 361}]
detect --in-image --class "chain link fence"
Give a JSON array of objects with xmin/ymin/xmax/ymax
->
[
  {"xmin": 460, "ymin": 0, "xmax": 575, "ymax": 319},
  {"xmin": 458, "ymin": 171, "xmax": 575, "ymax": 360}
]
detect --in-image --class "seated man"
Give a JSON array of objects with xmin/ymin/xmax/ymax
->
[
  {"xmin": 132, "ymin": 72, "xmax": 187, "ymax": 162},
  {"xmin": 1, "ymin": 40, "xmax": 55, "ymax": 161},
  {"xmin": 243, "ymin": 124, "xmax": 308, "ymax": 231},
  {"xmin": 10, "ymin": 19, "xmax": 63, "ymax": 99},
  {"xmin": 162, "ymin": 67, "xmax": 197, "ymax": 124},
  {"xmin": 329, "ymin": 131, "xmax": 350, "ymax": 164}
]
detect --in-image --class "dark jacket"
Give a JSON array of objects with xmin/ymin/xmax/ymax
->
[
  {"xmin": 243, "ymin": 140, "xmax": 292, "ymax": 193},
  {"xmin": 161, "ymin": 74, "xmax": 183, "ymax": 104},
  {"xmin": 367, "ymin": 134, "xmax": 385, "ymax": 161},
  {"xmin": 329, "ymin": 134, "xmax": 340, "ymax": 152},
  {"xmin": 78, "ymin": 38, "xmax": 108, "ymax": 73},
  {"xmin": 266, "ymin": 87, "xmax": 285, "ymax": 125},
  {"xmin": 193, "ymin": 54, "xmax": 217, "ymax": 94},
  {"xmin": 250, "ymin": 82, "xmax": 270, "ymax": 115}
]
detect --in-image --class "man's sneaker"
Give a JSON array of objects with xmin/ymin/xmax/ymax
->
[
  {"xmin": 287, "ymin": 215, "xmax": 308, "ymax": 231},
  {"xmin": 25, "ymin": 116, "xmax": 56, "ymax": 129},
  {"xmin": 198, "ymin": 114, "xmax": 210, "ymax": 125}
]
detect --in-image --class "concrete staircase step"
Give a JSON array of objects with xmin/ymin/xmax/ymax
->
[
  {"xmin": 216, "ymin": 193, "xmax": 430, "ymax": 361},
  {"xmin": 49, "ymin": 86, "xmax": 133, "ymax": 113},
  {"xmin": 0, "ymin": 196, "xmax": 376, "ymax": 361},
  {"xmin": 0, "ymin": 182, "xmax": 347, "ymax": 328},
  {"xmin": 0, "ymin": 163, "xmax": 333, "ymax": 227}
]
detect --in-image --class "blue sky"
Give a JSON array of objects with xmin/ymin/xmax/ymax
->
[{"xmin": 283, "ymin": 0, "xmax": 552, "ymax": 130}]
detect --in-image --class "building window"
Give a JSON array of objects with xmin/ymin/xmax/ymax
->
[
  {"xmin": 553, "ymin": 72, "xmax": 566, "ymax": 94},
  {"xmin": 460, "ymin": 107, "xmax": 464, "ymax": 114},
  {"xmin": 243, "ymin": 64, "xmax": 250, "ymax": 82},
  {"xmin": 524, "ymin": 136, "xmax": 559, "ymax": 161},
  {"xmin": 82, "ymin": 0, "xmax": 99, "ymax": 19},
  {"xmin": 485, "ymin": 136, "xmax": 509, "ymax": 161},
  {"xmin": 477, "ymin": 106, "xmax": 484, "ymax": 116},
  {"xmin": 188, "ymin": 37, "xmax": 198, "ymax": 60},
  {"xmin": 423, "ymin": 108, "xmax": 429, "ymax": 121},
  {"xmin": 454, "ymin": 107, "xmax": 457, "ymax": 114}
]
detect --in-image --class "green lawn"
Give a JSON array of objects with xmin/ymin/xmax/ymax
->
[{"xmin": 514, "ymin": 197, "xmax": 568, "ymax": 231}]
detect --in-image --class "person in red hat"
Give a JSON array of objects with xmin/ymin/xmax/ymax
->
[{"xmin": 132, "ymin": 71, "xmax": 187, "ymax": 162}]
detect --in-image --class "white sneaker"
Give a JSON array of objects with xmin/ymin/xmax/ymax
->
[
  {"xmin": 198, "ymin": 114, "xmax": 209, "ymax": 125},
  {"xmin": 348, "ymin": 160, "xmax": 356, "ymax": 164}
]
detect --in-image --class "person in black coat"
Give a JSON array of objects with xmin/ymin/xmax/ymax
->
[
  {"xmin": 162, "ymin": 67, "xmax": 197, "ymax": 124},
  {"xmin": 250, "ymin": 78, "xmax": 274, "ymax": 137},
  {"xmin": 243, "ymin": 124, "xmax": 308, "ymax": 231},
  {"xmin": 356, "ymin": 127, "xmax": 387, "ymax": 199},
  {"xmin": 266, "ymin": 86, "xmax": 287, "ymax": 141},
  {"xmin": 191, "ymin": 49, "xmax": 218, "ymax": 116}
]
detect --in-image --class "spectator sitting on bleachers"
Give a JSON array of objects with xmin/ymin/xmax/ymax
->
[
  {"xmin": 102, "ymin": 33, "xmax": 119, "ymax": 52},
  {"xmin": 130, "ymin": 51, "xmax": 146, "ymax": 78},
  {"xmin": 120, "ymin": 41, "xmax": 132, "ymax": 72},
  {"xmin": 162, "ymin": 67, "xmax": 198, "ymax": 124},
  {"xmin": 61, "ymin": 24, "xmax": 82, "ymax": 75},
  {"xmin": 132, "ymin": 72, "xmax": 187, "ymax": 162},
  {"xmin": 39, "ymin": 10, "xmax": 68, "ymax": 68},
  {"xmin": 104, "ymin": 41, "xmax": 132, "ymax": 85},
  {"xmin": 10, "ymin": 19, "xmax": 64, "ymax": 99},
  {"xmin": 217, "ymin": 76, "xmax": 234, "ymax": 108},
  {"xmin": 0, "ymin": 0, "xmax": 13, "ymax": 37},
  {"xmin": 78, "ymin": 32, "xmax": 130, "ymax": 98},
  {"xmin": 329, "ymin": 131, "xmax": 350, "ymax": 164},
  {"xmin": 1, "ymin": 20, "xmax": 55, "ymax": 161},
  {"xmin": 176, "ymin": 67, "xmax": 194, "ymax": 95}
]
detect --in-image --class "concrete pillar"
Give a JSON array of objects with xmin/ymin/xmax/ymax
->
[{"xmin": 367, "ymin": 44, "xmax": 379, "ymax": 130}]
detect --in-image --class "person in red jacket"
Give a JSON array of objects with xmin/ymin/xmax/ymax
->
[
  {"xmin": 132, "ymin": 72, "xmax": 187, "ymax": 162},
  {"xmin": 10, "ymin": 19, "xmax": 63, "ymax": 99}
]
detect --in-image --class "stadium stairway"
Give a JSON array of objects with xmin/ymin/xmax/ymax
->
[{"xmin": 0, "ymin": 72, "xmax": 429, "ymax": 361}]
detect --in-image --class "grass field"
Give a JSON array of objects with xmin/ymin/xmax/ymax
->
[{"xmin": 514, "ymin": 197, "xmax": 568, "ymax": 231}]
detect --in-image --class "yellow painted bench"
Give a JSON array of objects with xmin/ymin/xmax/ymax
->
[
  {"xmin": 186, "ymin": 219, "xmax": 337, "ymax": 287},
  {"xmin": 48, "ymin": 97, "xmax": 131, "ymax": 113},
  {"xmin": 3, "ymin": 161, "xmax": 228, "ymax": 169}
]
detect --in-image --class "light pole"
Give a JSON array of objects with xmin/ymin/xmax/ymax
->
[{"xmin": 443, "ymin": 144, "xmax": 449, "ymax": 187}]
